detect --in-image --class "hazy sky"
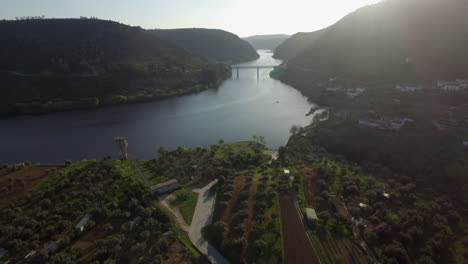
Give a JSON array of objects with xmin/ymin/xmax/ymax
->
[{"xmin": 1, "ymin": 0, "xmax": 381, "ymax": 37}]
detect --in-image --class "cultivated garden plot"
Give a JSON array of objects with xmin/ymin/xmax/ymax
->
[{"xmin": 206, "ymin": 168, "xmax": 283, "ymax": 264}]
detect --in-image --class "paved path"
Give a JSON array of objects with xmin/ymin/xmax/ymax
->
[
  {"xmin": 265, "ymin": 150, "xmax": 279, "ymax": 163},
  {"xmin": 157, "ymin": 193, "xmax": 189, "ymax": 232},
  {"xmin": 189, "ymin": 180, "xmax": 230, "ymax": 264}
]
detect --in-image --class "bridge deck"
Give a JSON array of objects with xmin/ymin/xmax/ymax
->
[{"xmin": 231, "ymin": 65, "xmax": 276, "ymax": 69}]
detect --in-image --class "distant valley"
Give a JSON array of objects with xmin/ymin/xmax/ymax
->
[{"xmin": 243, "ymin": 34, "xmax": 290, "ymax": 51}]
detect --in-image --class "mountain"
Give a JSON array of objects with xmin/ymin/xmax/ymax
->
[
  {"xmin": 282, "ymin": 0, "xmax": 468, "ymax": 84},
  {"xmin": 153, "ymin": 28, "xmax": 259, "ymax": 63},
  {"xmin": 273, "ymin": 29, "xmax": 325, "ymax": 61},
  {"xmin": 0, "ymin": 19, "xmax": 230, "ymax": 115},
  {"xmin": 243, "ymin": 34, "xmax": 290, "ymax": 51}
]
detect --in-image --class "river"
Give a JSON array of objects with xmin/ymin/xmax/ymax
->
[{"xmin": 0, "ymin": 50, "xmax": 315, "ymax": 164}]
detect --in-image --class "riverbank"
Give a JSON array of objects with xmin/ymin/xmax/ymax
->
[
  {"xmin": 1, "ymin": 50, "xmax": 314, "ymax": 164},
  {"xmin": 0, "ymin": 67, "xmax": 231, "ymax": 117}
]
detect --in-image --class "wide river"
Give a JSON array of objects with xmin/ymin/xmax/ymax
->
[{"xmin": 0, "ymin": 50, "xmax": 315, "ymax": 164}]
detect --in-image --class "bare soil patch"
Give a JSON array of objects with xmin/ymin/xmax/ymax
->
[
  {"xmin": 243, "ymin": 176, "xmax": 259, "ymax": 240},
  {"xmin": 0, "ymin": 165, "xmax": 59, "ymax": 208},
  {"xmin": 279, "ymin": 191, "xmax": 320, "ymax": 264},
  {"xmin": 221, "ymin": 175, "xmax": 246, "ymax": 223},
  {"xmin": 302, "ymin": 167, "xmax": 319, "ymax": 206},
  {"xmin": 221, "ymin": 175, "xmax": 246, "ymax": 238}
]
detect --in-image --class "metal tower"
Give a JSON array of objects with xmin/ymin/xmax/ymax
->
[{"xmin": 114, "ymin": 137, "xmax": 129, "ymax": 160}]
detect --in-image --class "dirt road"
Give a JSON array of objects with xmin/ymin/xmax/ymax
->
[{"xmin": 279, "ymin": 192, "xmax": 320, "ymax": 264}]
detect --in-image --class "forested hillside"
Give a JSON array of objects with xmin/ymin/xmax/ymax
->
[
  {"xmin": 0, "ymin": 19, "xmax": 231, "ymax": 115},
  {"xmin": 282, "ymin": 0, "xmax": 468, "ymax": 83},
  {"xmin": 243, "ymin": 34, "xmax": 289, "ymax": 51},
  {"xmin": 153, "ymin": 28, "xmax": 259, "ymax": 63},
  {"xmin": 273, "ymin": 29, "xmax": 325, "ymax": 61},
  {"xmin": 269, "ymin": 0, "xmax": 468, "ymax": 236}
]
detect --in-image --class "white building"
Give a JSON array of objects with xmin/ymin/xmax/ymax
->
[
  {"xmin": 0, "ymin": 248, "xmax": 8, "ymax": 259},
  {"xmin": 305, "ymin": 208, "xmax": 319, "ymax": 227},
  {"xmin": 395, "ymin": 85, "xmax": 422, "ymax": 92},
  {"xmin": 359, "ymin": 118, "xmax": 413, "ymax": 131},
  {"xmin": 438, "ymin": 80, "xmax": 467, "ymax": 92},
  {"xmin": 358, "ymin": 120, "xmax": 380, "ymax": 129},
  {"xmin": 75, "ymin": 214, "xmax": 93, "ymax": 233},
  {"xmin": 326, "ymin": 87, "xmax": 343, "ymax": 92},
  {"xmin": 347, "ymin": 88, "xmax": 366, "ymax": 98}
]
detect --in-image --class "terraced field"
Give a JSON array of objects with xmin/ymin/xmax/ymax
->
[
  {"xmin": 279, "ymin": 191, "xmax": 320, "ymax": 264},
  {"xmin": 310, "ymin": 233, "xmax": 369, "ymax": 264},
  {"xmin": 212, "ymin": 168, "xmax": 283, "ymax": 264}
]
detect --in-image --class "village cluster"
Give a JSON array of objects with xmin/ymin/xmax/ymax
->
[{"xmin": 323, "ymin": 78, "xmax": 468, "ymax": 146}]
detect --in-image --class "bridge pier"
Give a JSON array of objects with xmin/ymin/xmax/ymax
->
[{"xmin": 231, "ymin": 65, "xmax": 275, "ymax": 79}]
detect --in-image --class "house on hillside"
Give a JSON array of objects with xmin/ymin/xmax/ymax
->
[
  {"xmin": 326, "ymin": 87, "xmax": 343, "ymax": 92},
  {"xmin": 278, "ymin": 184, "xmax": 289, "ymax": 194},
  {"xmin": 330, "ymin": 195, "xmax": 351, "ymax": 220},
  {"xmin": 42, "ymin": 240, "xmax": 60, "ymax": 254},
  {"xmin": 305, "ymin": 208, "xmax": 319, "ymax": 227},
  {"xmin": 438, "ymin": 80, "xmax": 468, "ymax": 92},
  {"xmin": 395, "ymin": 85, "xmax": 422, "ymax": 92},
  {"xmin": 75, "ymin": 213, "xmax": 93, "ymax": 233},
  {"xmin": 24, "ymin": 250, "xmax": 37, "ymax": 259},
  {"xmin": 282, "ymin": 169, "xmax": 291, "ymax": 180},
  {"xmin": 347, "ymin": 88, "xmax": 366, "ymax": 98},
  {"xmin": 432, "ymin": 118, "xmax": 459, "ymax": 130},
  {"xmin": 0, "ymin": 248, "xmax": 8, "ymax": 259},
  {"xmin": 150, "ymin": 179, "xmax": 180, "ymax": 196},
  {"xmin": 358, "ymin": 118, "xmax": 413, "ymax": 131}
]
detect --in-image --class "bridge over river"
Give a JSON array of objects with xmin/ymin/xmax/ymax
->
[{"xmin": 231, "ymin": 65, "xmax": 277, "ymax": 79}]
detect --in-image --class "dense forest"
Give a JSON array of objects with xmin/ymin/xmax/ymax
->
[
  {"xmin": 281, "ymin": 0, "xmax": 468, "ymax": 83},
  {"xmin": 0, "ymin": 19, "xmax": 232, "ymax": 116},
  {"xmin": 243, "ymin": 34, "xmax": 289, "ymax": 51},
  {"xmin": 153, "ymin": 28, "xmax": 259, "ymax": 64},
  {"xmin": 273, "ymin": 29, "xmax": 325, "ymax": 61}
]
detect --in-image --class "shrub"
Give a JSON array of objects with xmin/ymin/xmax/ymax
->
[{"xmin": 202, "ymin": 221, "xmax": 226, "ymax": 245}]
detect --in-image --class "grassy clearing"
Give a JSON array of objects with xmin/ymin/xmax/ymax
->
[
  {"xmin": 213, "ymin": 141, "xmax": 260, "ymax": 160},
  {"xmin": 138, "ymin": 161, "xmax": 170, "ymax": 185},
  {"xmin": 173, "ymin": 186, "xmax": 198, "ymax": 225}
]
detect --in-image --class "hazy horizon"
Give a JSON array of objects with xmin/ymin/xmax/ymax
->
[{"xmin": 1, "ymin": 0, "xmax": 381, "ymax": 37}]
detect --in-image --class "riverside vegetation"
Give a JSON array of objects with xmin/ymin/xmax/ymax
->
[{"xmin": 0, "ymin": 18, "xmax": 261, "ymax": 116}]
